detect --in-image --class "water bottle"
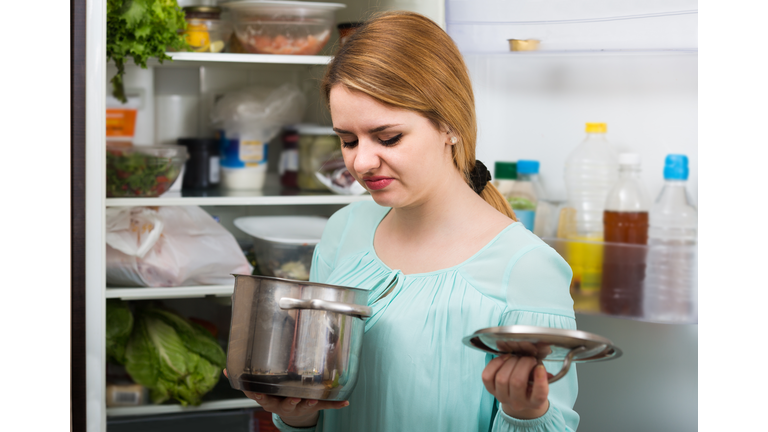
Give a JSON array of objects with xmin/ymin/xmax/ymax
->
[
  {"xmin": 601, "ymin": 153, "xmax": 650, "ymax": 317},
  {"xmin": 507, "ymin": 160, "xmax": 541, "ymax": 231},
  {"xmin": 563, "ymin": 123, "xmax": 619, "ymax": 311},
  {"xmin": 643, "ymin": 154, "xmax": 698, "ymax": 322}
]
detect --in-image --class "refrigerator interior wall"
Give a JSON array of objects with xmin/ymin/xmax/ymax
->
[{"xmin": 466, "ymin": 53, "xmax": 698, "ymax": 204}]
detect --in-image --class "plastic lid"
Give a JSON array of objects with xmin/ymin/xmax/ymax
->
[
  {"xmin": 663, "ymin": 154, "xmax": 689, "ymax": 180},
  {"xmin": 618, "ymin": 153, "xmax": 641, "ymax": 166},
  {"xmin": 495, "ymin": 161, "xmax": 517, "ymax": 180},
  {"xmin": 221, "ymin": 1, "xmax": 347, "ymax": 12},
  {"xmin": 585, "ymin": 123, "xmax": 607, "ymax": 133},
  {"xmin": 517, "ymin": 160, "xmax": 539, "ymax": 174},
  {"xmin": 294, "ymin": 124, "xmax": 336, "ymax": 136},
  {"xmin": 234, "ymin": 216, "xmax": 329, "ymax": 245}
]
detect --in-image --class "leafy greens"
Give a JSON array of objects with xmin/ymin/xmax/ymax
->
[
  {"xmin": 107, "ymin": 0, "xmax": 188, "ymax": 103},
  {"xmin": 122, "ymin": 306, "xmax": 226, "ymax": 406},
  {"xmin": 106, "ymin": 299, "xmax": 134, "ymax": 365}
]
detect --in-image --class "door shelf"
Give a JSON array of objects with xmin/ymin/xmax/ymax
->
[
  {"xmin": 542, "ymin": 237, "xmax": 698, "ymax": 325},
  {"xmin": 106, "ymin": 398, "xmax": 260, "ymax": 418}
]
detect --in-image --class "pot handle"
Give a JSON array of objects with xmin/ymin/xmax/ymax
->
[{"xmin": 279, "ymin": 297, "xmax": 372, "ymax": 318}]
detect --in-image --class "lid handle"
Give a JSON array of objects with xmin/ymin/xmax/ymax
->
[{"xmin": 279, "ymin": 297, "xmax": 372, "ymax": 318}]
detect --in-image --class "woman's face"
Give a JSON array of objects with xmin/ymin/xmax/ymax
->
[{"xmin": 329, "ymin": 84, "xmax": 458, "ymax": 209}]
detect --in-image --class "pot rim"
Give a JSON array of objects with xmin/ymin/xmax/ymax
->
[{"xmin": 231, "ymin": 273, "xmax": 369, "ymax": 294}]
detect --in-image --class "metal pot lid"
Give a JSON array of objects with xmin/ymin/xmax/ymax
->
[{"xmin": 462, "ymin": 325, "xmax": 622, "ymax": 364}]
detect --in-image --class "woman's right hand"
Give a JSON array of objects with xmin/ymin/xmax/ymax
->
[{"xmin": 223, "ymin": 369, "xmax": 349, "ymax": 428}]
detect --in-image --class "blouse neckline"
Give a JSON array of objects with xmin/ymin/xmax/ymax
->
[{"xmin": 367, "ymin": 206, "xmax": 520, "ymax": 278}]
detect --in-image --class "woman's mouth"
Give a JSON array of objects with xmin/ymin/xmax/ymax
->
[{"xmin": 363, "ymin": 177, "xmax": 394, "ymax": 191}]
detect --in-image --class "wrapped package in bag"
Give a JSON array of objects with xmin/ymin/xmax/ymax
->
[{"xmin": 106, "ymin": 206, "xmax": 252, "ymax": 287}]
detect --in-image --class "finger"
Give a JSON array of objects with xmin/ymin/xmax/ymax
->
[
  {"xmin": 528, "ymin": 365, "xmax": 550, "ymax": 408},
  {"xmin": 494, "ymin": 355, "xmax": 521, "ymax": 402},
  {"xmin": 278, "ymin": 398, "xmax": 301, "ymax": 414},
  {"xmin": 313, "ymin": 400, "xmax": 350, "ymax": 410},
  {"xmin": 508, "ymin": 357, "xmax": 538, "ymax": 403},
  {"xmin": 243, "ymin": 392, "xmax": 276, "ymax": 408},
  {"xmin": 481, "ymin": 355, "xmax": 510, "ymax": 395}
]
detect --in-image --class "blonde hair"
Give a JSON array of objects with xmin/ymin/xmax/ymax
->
[{"xmin": 321, "ymin": 11, "xmax": 516, "ymax": 220}]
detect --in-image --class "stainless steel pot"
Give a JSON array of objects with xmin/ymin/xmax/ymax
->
[{"xmin": 226, "ymin": 274, "xmax": 371, "ymax": 401}]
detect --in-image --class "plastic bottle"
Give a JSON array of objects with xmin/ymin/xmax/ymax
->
[
  {"xmin": 601, "ymin": 153, "xmax": 650, "ymax": 317},
  {"xmin": 563, "ymin": 122, "xmax": 619, "ymax": 311},
  {"xmin": 643, "ymin": 154, "xmax": 698, "ymax": 323},
  {"xmin": 493, "ymin": 161, "xmax": 517, "ymax": 197},
  {"xmin": 507, "ymin": 160, "xmax": 542, "ymax": 232}
]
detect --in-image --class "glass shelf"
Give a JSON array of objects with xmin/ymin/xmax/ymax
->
[{"xmin": 542, "ymin": 237, "xmax": 698, "ymax": 325}]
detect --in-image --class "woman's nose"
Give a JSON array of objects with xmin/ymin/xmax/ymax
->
[{"xmin": 353, "ymin": 140, "xmax": 381, "ymax": 174}]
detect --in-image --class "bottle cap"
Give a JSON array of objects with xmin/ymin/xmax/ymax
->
[
  {"xmin": 585, "ymin": 122, "xmax": 607, "ymax": 133},
  {"xmin": 494, "ymin": 161, "xmax": 517, "ymax": 180},
  {"xmin": 517, "ymin": 160, "xmax": 540, "ymax": 174},
  {"xmin": 663, "ymin": 154, "xmax": 689, "ymax": 180},
  {"xmin": 618, "ymin": 153, "xmax": 641, "ymax": 166}
]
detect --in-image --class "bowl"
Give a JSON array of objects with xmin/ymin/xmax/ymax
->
[
  {"xmin": 233, "ymin": 216, "xmax": 328, "ymax": 280},
  {"xmin": 106, "ymin": 145, "xmax": 187, "ymax": 197},
  {"xmin": 221, "ymin": 1, "xmax": 346, "ymax": 55}
]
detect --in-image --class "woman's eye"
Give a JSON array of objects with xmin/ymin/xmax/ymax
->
[
  {"xmin": 379, "ymin": 134, "xmax": 402, "ymax": 146},
  {"xmin": 341, "ymin": 139, "xmax": 359, "ymax": 149}
]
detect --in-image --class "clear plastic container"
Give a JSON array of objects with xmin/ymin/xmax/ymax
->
[
  {"xmin": 563, "ymin": 122, "xmax": 619, "ymax": 310},
  {"xmin": 222, "ymin": 1, "xmax": 346, "ymax": 55},
  {"xmin": 233, "ymin": 216, "xmax": 329, "ymax": 281},
  {"xmin": 106, "ymin": 145, "xmax": 187, "ymax": 197},
  {"xmin": 601, "ymin": 153, "xmax": 651, "ymax": 317},
  {"xmin": 507, "ymin": 160, "xmax": 542, "ymax": 231},
  {"xmin": 643, "ymin": 154, "xmax": 698, "ymax": 323},
  {"xmin": 171, "ymin": 7, "xmax": 233, "ymax": 53},
  {"xmin": 297, "ymin": 125, "xmax": 340, "ymax": 191}
]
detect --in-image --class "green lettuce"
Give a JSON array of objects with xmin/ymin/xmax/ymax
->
[
  {"xmin": 124, "ymin": 307, "xmax": 225, "ymax": 406},
  {"xmin": 106, "ymin": 299, "xmax": 134, "ymax": 365}
]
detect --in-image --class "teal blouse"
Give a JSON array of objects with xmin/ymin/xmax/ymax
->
[{"xmin": 273, "ymin": 201, "xmax": 580, "ymax": 432}]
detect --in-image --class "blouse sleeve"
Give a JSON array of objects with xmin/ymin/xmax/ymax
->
[{"xmin": 490, "ymin": 245, "xmax": 580, "ymax": 432}]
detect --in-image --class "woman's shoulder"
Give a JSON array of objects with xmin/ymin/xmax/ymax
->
[{"xmin": 316, "ymin": 200, "xmax": 388, "ymax": 262}]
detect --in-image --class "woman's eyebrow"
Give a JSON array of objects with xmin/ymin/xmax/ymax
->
[{"xmin": 332, "ymin": 124, "xmax": 403, "ymax": 134}]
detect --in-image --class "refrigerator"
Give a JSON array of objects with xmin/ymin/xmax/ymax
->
[{"xmin": 69, "ymin": 0, "xmax": 697, "ymax": 431}]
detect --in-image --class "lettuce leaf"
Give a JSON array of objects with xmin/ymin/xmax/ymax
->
[{"xmin": 106, "ymin": 299, "xmax": 134, "ymax": 365}]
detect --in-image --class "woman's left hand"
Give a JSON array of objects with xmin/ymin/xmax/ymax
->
[{"xmin": 481, "ymin": 354, "xmax": 550, "ymax": 419}]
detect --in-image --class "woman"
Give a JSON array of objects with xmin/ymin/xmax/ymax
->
[{"xmin": 242, "ymin": 11, "xmax": 579, "ymax": 431}]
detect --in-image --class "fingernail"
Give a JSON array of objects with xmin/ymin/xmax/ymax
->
[
  {"xmin": 308, "ymin": 400, "xmax": 318, "ymax": 407},
  {"xmin": 343, "ymin": 401, "xmax": 350, "ymax": 407},
  {"xmin": 291, "ymin": 398, "xmax": 301, "ymax": 405},
  {"xmin": 254, "ymin": 394, "xmax": 263, "ymax": 400}
]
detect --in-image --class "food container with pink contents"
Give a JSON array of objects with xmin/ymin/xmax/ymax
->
[{"xmin": 221, "ymin": 1, "xmax": 346, "ymax": 55}]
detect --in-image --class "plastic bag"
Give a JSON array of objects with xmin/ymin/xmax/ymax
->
[
  {"xmin": 106, "ymin": 206, "xmax": 252, "ymax": 287},
  {"xmin": 314, "ymin": 150, "xmax": 367, "ymax": 195},
  {"xmin": 211, "ymin": 83, "xmax": 307, "ymax": 143}
]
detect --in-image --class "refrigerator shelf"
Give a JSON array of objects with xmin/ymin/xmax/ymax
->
[
  {"xmin": 106, "ymin": 398, "xmax": 260, "ymax": 418},
  {"xmin": 151, "ymin": 51, "xmax": 332, "ymax": 66},
  {"xmin": 106, "ymin": 285, "xmax": 235, "ymax": 300}
]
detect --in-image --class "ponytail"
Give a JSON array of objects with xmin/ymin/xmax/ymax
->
[{"xmin": 480, "ymin": 182, "xmax": 517, "ymax": 221}]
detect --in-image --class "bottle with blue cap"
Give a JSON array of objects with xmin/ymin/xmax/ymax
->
[
  {"xmin": 644, "ymin": 154, "xmax": 698, "ymax": 322},
  {"xmin": 507, "ymin": 160, "xmax": 544, "ymax": 232}
]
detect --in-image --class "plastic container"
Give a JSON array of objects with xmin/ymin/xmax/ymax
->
[
  {"xmin": 181, "ymin": 6, "xmax": 233, "ymax": 53},
  {"xmin": 563, "ymin": 122, "xmax": 619, "ymax": 309},
  {"xmin": 601, "ymin": 153, "xmax": 651, "ymax": 317},
  {"xmin": 644, "ymin": 154, "xmax": 698, "ymax": 323},
  {"xmin": 297, "ymin": 125, "xmax": 340, "ymax": 191},
  {"xmin": 222, "ymin": 1, "xmax": 346, "ymax": 55},
  {"xmin": 507, "ymin": 160, "xmax": 541, "ymax": 231},
  {"xmin": 493, "ymin": 161, "xmax": 516, "ymax": 197},
  {"xmin": 233, "ymin": 216, "xmax": 329, "ymax": 281},
  {"xmin": 218, "ymin": 129, "xmax": 269, "ymax": 190},
  {"xmin": 177, "ymin": 138, "xmax": 220, "ymax": 189},
  {"xmin": 106, "ymin": 145, "xmax": 187, "ymax": 197}
]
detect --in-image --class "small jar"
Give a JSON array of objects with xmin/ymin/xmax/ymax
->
[
  {"xmin": 182, "ymin": 6, "xmax": 232, "ymax": 53},
  {"xmin": 279, "ymin": 128, "xmax": 299, "ymax": 189},
  {"xmin": 297, "ymin": 126, "xmax": 340, "ymax": 191},
  {"xmin": 177, "ymin": 138, "xmax": 220, "ymax": 189}
]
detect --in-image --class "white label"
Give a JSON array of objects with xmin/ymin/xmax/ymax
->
[
  {"xmin": 280, "ymin": 149, "xmax": 299, "ymax": 172},
  {"xmin": 209, "ymin": 156, "xmax": 220, "ymax": 184},
  {"xmin": 239, "ymin": 140, "xmax": 264, "ymax": 163}
]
